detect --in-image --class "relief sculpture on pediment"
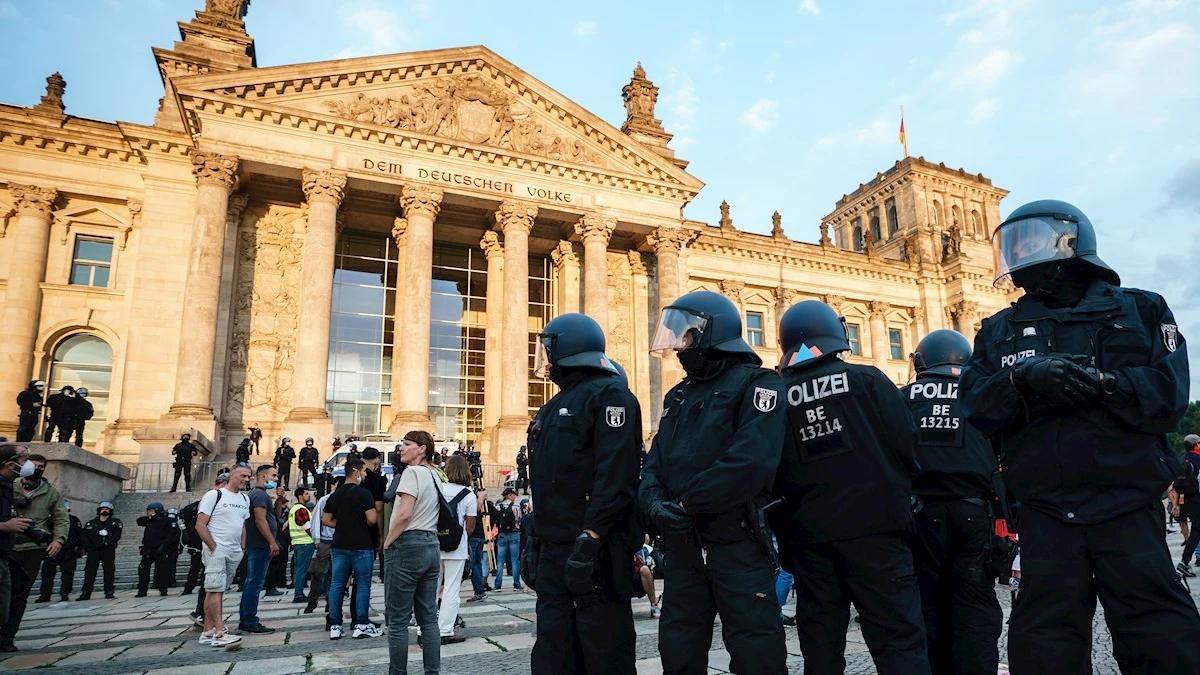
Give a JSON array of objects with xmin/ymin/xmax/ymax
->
[{"xmin": 324, "ymin": 74, "xmax": 602, "ymax": 165}]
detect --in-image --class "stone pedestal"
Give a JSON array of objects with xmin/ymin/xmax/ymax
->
[
  {"xmin": 131, "ymin": 425, "xmax": 213, "ymax": 464},
  {"xmin": 36, "ymin": 443, "xmax": 132, "ymax": 514}
]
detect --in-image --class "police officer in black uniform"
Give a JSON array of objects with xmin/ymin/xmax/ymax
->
[
  {"xmin": 960, "ymin": 199, "xmax": 1200, "ymax": 674},
  {"xmin": 177, "ymin": 498, "xmax": 204, "ymax": 595},
  {"xmin": 902, "ymin": 329, "xmax": 1000, "ymax": 675},
  {"xmin": 298, "ymin": 438, "xmax": 319, "ymax": 488},
  {"xmin": 640, "ymin": 290, "xmax": 787, "ymax": 675},
  {"xmin": 527, "ymin": 313, "xmax": 642, "ymax": 675},
  {"xmin": 771, "ymin": 300, "xmax": 930, "ymax": 675},
  {"xmin": 135, "ymin": 502, "xmax": 172, "ymax": 597},
  {"xmin": 275, "ymin": 438, "xmax": 296, "ymax": 489},
  {"xmin": 67, "ymin": 388, "xmax": 93, "ymax": 447},
  {"xmin": 42, "ymin": 386, "xmax": 75, "ymax": 443},
  {"xmin": 77, "ymin": 501, "xmax": 121, "ymax": 600},
  {"xmin": 170, "ymin": 433, "xmax": 199, "ymax": 492},
  {"xmin": 14, "ymin": 381, "xmax": 44, "ymax": 443},
  {"xmin": 515, "ymin": 446, "xmax": 529, "ymax": 496}
]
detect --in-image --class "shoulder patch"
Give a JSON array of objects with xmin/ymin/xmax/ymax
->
[
  {"xmin": 753, "ymin": 387, "xmax": 778, "ymax": 413},
  {"xmin": 1162, "ymin": 323, "xmax": 1179, "ymax": 352},
  {"xmin": 605, "ymin": 406, "xmax": 626, "ymax": 428}
]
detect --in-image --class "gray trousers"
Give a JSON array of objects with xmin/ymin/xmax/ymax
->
[{"xmin": 385, "ymin": 530, "xmax": 441, "ymax": 675}]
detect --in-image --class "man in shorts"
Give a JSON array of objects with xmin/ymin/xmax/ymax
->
[{"xmin": 195, "ymin": 465, "xmax": 252, "ymax": 647}]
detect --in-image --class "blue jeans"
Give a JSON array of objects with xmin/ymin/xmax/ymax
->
[
  {"xmin": 292, "ymin": 543, "xmax": 314, "ymax": 599},
  {"xmin": 775, "ymin": 568, "xmax": 794, "ymax": 609},
  {"xmin": 385, "ymin": 531, "xmax": 441, "ymax": 675},
  {"xmin": 495, "ymin": 532, "xmax": 521, "ymax": 590},
  {"xmin": 238, "ymin": 546, "xmax": 271, "ymax": 627},
  {"xmin": 468, "ymin": 537, "xmax": 486, "ymax": 594},
  {"xmin": 329, "ymin": 548, "xmax": 374, "ymax": 626}
]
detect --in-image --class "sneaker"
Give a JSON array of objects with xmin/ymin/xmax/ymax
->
[
  {"xmin": 514, "ymin": 585, "xmax": 524, "ymax": 591},
  {"xmin": 189, "ymin": 611, "xmax": 204, "ymax": 627},
  {"xmin": 237, "ymin": 623, "xmax": 276, "ymax": 634},
  {"xmin": 650, "ymin": 604, "xmax": 661, "ymax": 619},
  {"xmin": 1178, "ymin": 562, "xmax": 1196, "ymax": 578},
  {"xmin": 198, "ymin": 630, "xmax": 216, "ymax": 645},
  {"xmin": 781, "ymin": 614, "xmax": 795, "ymax": 627},
  {"xmin": 264, "ymin": 588, "xmax": 284, "ymax": 597},
  {"xmin": 330, "ymin": 624, "xmax": 343, "ymax": 640},
  {"xmin": 352, "ymin": 622, "xmax": 384, "ymax": 639},
  {"xmin": 135, "ymin": 591, "xmax": 147, "ymax": 598},
  {"xmin": 34, "ymin": 597, "xmax": 49, "ymax": 604},
  {"xmin": 210, "ymin": 631, "xmax": 241, "ymax": 648},
  {"xmin": 454, "ymin": 615, "xmax": 466, "ymax": 629},
  {"xmin": 292, "ymin": 595, "xmax": 309, "ymax": 603},
  {"xmin": 467, "ymin": 593, "xmax": 487, "ymax": 603},
  {"xmin": 75, "ymin": 595, "xmax": 91, "ymax": 601},
  {"xmin": 440, "ymin": 634, "xmax": 466, "ymax": 645}
]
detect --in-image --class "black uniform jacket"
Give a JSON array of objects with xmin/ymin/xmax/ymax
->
[
  {"xmin": 275, "ymin": 445, "xmax": 296, "ymax": 466},
  {"xmin": 774, "ymin": 358, "xmax": 918, "ymax": 545},
  {"xmin": 49, "ymin": 515, "xmax": 83, "ymax": 561},
  {"xmin": 901, "ymin": 374, "xmax": 996, "ymax": 501},
  {"xmin": 16, "ymin": 388, "xmax": 41, "ymax": 414},
  {"xmin": 960, "ymin": 281, "xmax": 1189, "ymax": 525},
  {"xmin": 528, "ymin": 370, "xmax": 642, "ymax": 544},
  {"xmin": 299, "ymin": 446, "xmax": 319, "ymax": 469},
  {"xmin": 137, "ymin": 514, "xmax": 173, "ymax": 549},
  {"xmin": 640, "ymin": 361, "xmax": 785, "ymax": 542},
  {"xmin": 69, "ymin": 398, "xmax": 93, "ymax": 425},
  {"xmin": 172, "ymin": 442, "xmax": 198, "ymax": 466},
  {"xmin": 81, "ymin": 516, "xmax": 123, "ymax": 551}
]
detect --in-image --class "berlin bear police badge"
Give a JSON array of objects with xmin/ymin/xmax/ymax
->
[
  {"xmin": 753, "ymin": 387, "xmax": 778, "ymax": 413},
  {"xmin": 606, "ymin": 406, "xmax": 626, "ymax": 428}
]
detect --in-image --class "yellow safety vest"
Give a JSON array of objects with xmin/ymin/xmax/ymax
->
[{"xmin": 287, "ymin": 504, "xmax": 313, "ymax": 546}]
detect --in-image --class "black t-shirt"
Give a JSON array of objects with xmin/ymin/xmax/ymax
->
[
  {"xmin": 362, "ymin": 470, "xmax": 387, "ymax": 545},
  {"xmin": 325, "ymin": 483, "xmax": 376, "ymax": 551},
  {"xmin": 471, "ymin": 499, "xmax": 493, "ymax": 539}
]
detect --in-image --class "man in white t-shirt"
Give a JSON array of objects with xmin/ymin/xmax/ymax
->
[{"xmin": 195, "ymin": 464, "xmax": 252, "ymax": 648}]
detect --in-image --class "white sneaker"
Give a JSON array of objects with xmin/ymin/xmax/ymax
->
[
  {"xmin": 210, "ymin": 631, "xmax": 241, "ymax": 648},
  {"xmin": 330, "ymin": 624, "xmax": 343, "ymax": 640},
  {"xmin": 353, "ymin": 622, "xmax": 384, "ymax": 639},
  {"xmin": 198, "ymin": 630, "xmax": 216, "ymax": 645}
]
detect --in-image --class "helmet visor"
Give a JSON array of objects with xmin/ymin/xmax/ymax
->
[
  {"xmin": 992, "ymin": 217, "xmax": 1079, "ymax": 288},
  {"xmin": 533, "ymin": 334, "xmax": 553, "ymax": 379},
  {"xmin": 650, "ymin": 307, "xmax": 708, "ymax": 357}
]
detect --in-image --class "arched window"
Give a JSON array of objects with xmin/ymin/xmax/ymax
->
[
  {"xmin": 869, "ymin": 209, "xmax": 882, "ymax": 243},
  {"xmin": 48, "ymin": 334, "xmax": 112, "ymax": 444},
  {"xmin": 951, "ymin": 204, "xmax": 963, "ymax": 232},
  {"xmin": 852, "ymin": 224, "xmax": 864, "ymax": 252},
  {"xmin": 886, "ymin": 198, "xmax": 898, "ymax": 237},
  {"xmin": 932, "ymin": 200, "xmax": 943, "ymax": 228},
  {"xmin": 970, "ymin": 210, "xmax": 982, "ymax": 237}
]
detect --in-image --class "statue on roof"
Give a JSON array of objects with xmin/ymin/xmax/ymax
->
[
  {"xmin": 206, "ymin": 0, "xmax": 250, "ymax": 18},
  {"xmin": 621, "ymin": 63, "xmax": 669, "ymax": 141}
]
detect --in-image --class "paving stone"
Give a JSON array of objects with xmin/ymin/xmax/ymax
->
[
  {"xmin": 108, "ymin": 627, "xmax": 188, "ymax": 642},
  {"xmin": 114, "ymin": 641, "xmax": 182, "ymax": 659},
  {"xmin": 55, "ymin": 645, "xmax": 130, "ymax": 665},
  {"xmin": 144, "ymin": 664, "xmax": 232, "ymax": 675},
  {"xmin": 13, "ymin": 636, "xmax": 63, "ymax": 649},
  {"xmin": 69, "ymin": 618, "xmax": 167, "ymax": 633},
  {"xmin": 489, "ymin": 632, "xmax": 536, "ymax": 651},
  {"xmin": 463, "ymin": 614, "xmax": 527, "ymax": 629},
  {"xmin": 14, "ymin": 626, "xmax": 69, "ymax": 638},
  {"xmin": 0, "ymin": 651, "xmax": 68, "ymax": 670},
  {"xmin": 456, "ymin": 604, "xmax": 506, "ymax": 616},
  {"xmin": 54, "ymin": 633, "xmax": 119, "ymax": 647},
  {"xmin": 310, "ymin": 646, "xmax": 389, "ymax": 670},
  {"xmin": 228, "ymin": 655, "xmax": 306, "ymax": 675}
]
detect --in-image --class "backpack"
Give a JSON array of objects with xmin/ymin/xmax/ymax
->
[
  {"xmin": 1175, "ymin": 455, "xmax": 1200, "ymax": 497},
  {"xmin": 425, "ymin": 469, "xmax": 470, "ymax": 552},
  {"xmin": 495, "ymin": 500, "xmax": 518, "ymax": 533}
]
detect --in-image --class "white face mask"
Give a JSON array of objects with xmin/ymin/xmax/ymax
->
[{"xmin": 18, "ymin": 460, "xmax": 36, "ymax": 478}]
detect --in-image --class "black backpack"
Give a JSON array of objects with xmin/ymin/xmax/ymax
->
[
  {"xmin": 495, "ymin": 500, "xmax": 518, "ymax": 533},
  {"xmin": 1175, "ymin": 456, "xmax": 1200, "ymax": 497},
  {"xmin": 424, "ymin": 469, "xmax": 471, "ymax": 552}
]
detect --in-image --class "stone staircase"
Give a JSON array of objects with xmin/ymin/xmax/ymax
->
[{"xmin": 103, "ymin": 491, "xmax": 202, "ymax": 592}]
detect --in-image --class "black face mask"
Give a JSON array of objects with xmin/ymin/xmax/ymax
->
[
  {"xmin": 98, "ymin": 511, "xmax": 112, "ymax": 518},
  {"xmin": 1011, "ymin": 261, "xmax": 1093, "ymax": 309},
  {"xmin": 30, "ymin": 468, "xmax": 44, "ymax": 481}
]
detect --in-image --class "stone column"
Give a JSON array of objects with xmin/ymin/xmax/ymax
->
[
  {"xmin": 646, "ymin": 225, "xmax": 694, "ymax": 396},
  {"xmin": 551, "ymin": 241, "xmax": 581, "ymax": 314},
  {"xmin": 479, "ymin": 230, "xmax": 505, "ymax": 460},
  {"xmin": 956, "ymin": 301, "xmax": 980, "ymax": 344},
  {"xmin": 0, "ymin": 184, "xmax": 58, "ymax": 433},
  {"xmin": 492, "ymin": 200, "xmax": 538, "ymax": 463},
  {"xmin": 390, "ymin": 185, "xmax": 444, "ymax": 434},
  {"xmin": 629, "ymin": 252, "xmax": 652, "ymax": 440},
  {"xmin": 384, "ymin": 217, "xmax": 408, "ymax": 432},
  {"xmin": 575, "ymin": 213, "xmax": 616, "ymax": 331},
  {"xmin": 869, "ymin": 301, "xmax": 890, "ymax": 371},
  {"xmin": 166, "ymin": 152, "xmax": 239, "ymax": 419},
  {"xmin": 286, "ymin": 170, "xmax": 346, "ymax": 423}
]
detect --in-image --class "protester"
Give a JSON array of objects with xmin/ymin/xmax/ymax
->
[
  {"xmin": 324, "ymin": 458, "xmax": 382, "ymax": 640},
  {"xmin": 288, "ymin": 487, "xmax": 315, "ymax": 603},
  {"xmin": 433, "ymin": 455, "xmax": 475, "ymax": 643},
  {"xmin": 467, "ymin": 488, "xmax": 493, "ymax": 602},
  {"xmin": 195, "ymin": 465, "xmax": 251, "ymax": 647},
  {"xmin": 493, "ymin": 488, "xmax": 522, "ymax": 591},
  {"xmin": 239, "ymin": 464, "xmax": 281, "ymax": 634},
  {"xmin": 0, "ymin": 445, "xmax": 36, "ymax": 631},
  {"xmin": 36, "ymin": 500, "xmax": 81, "ymax": 603},
  {"xmin": 304, "ymin": 481, "xmax": 336, "ymax": 615}
]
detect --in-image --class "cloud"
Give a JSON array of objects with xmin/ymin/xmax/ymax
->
[
  {"xmin": 972, "ymin": 97, "xmax": 998, "ymax": 120},
  {"xmin": 797, "ymin": 0, "xmax": 821, "ymax": 16},
  {"xmin": 1068, "ymin": 23, "xmax": 1198, "ymax": 115},
  {"xmin": 1163, "ymin": 158, "xmax": 1200, "ymax": 214},
  {"xmin": 661, "ymin": 73, "xmax": 699, "ymax": 147},
  {"xmin": 0, "ymin": 1, "xmax": 18, "ymax": 19},
  {"xmin": 718, "ymin": 40, "xmax": 733, "ymax": 52},
  {"xmin": 765, "ymin": 70, "xmax": 776, "ymax": 84},
  {"xmin": 339, "ymin": 7, "xmax": 408, "ymax": 54},
  {"xmin": 574, "ymin": 20, "xmax": 597, "ymax": 37},
  {"xmin": 740, "ymin": 99, "xmax": 780, "ymax": 132},
  {"xmin": 953, "ymin": 49, "xmax": 1022, "ymax": 89}
]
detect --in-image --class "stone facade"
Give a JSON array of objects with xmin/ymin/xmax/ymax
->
[{"xmin": 0, "ymin": 3, "xmax": 1008, "ymax": 464}]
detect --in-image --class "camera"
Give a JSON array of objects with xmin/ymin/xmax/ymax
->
[
  {"xmin": 467, "ymin": 450, "xmax": 483, "ymax": 481},
  {"xmin": 25, "ymin": 524, "xmax": 53, "ymax": 546}
]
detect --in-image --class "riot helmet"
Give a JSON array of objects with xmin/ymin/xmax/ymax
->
[
  {"xmin": 180, "ymin": 433, "xmax": 191, "ymax": 441},
  {"xmin": 305, "ymin": 437, "xmax": 314, "ymax": 446},
  {"xmin": 651, "ymin": 290, "xmax": 754, "ymax": 357},
  {"xmin": 992, "ymin": 199, "xmax": 1119, "ymax": 288},
  {"xmin": 282, "ymin": 437, "xmax": 291, "ymax": 444},
  {"xmin": 76, "ymin": 387, "xmax": 88, "ymax": 397},
  {"xmin": 779, "ymin": 300, "xmax": 850, "ymax": 369},
  {"xmin": 30, "ymin": 380, "xmax": 44, "ymax": 391},
  {"xmin": 911, "ymin": 329, "xmax": 972, "ymax": 378},
  {"xmin": 147, "ymin": 502, "xmax": 164, "ymax": 515},
  {"xmin": 534, "ymin": 313, "xmax": 618, "ymax": 378}
]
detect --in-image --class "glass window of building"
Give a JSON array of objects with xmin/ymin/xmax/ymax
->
[
  {"xmin": 886, "ymin": 198, "xmax": 898, "ymax": 237},
  {"xmin": 852, "ymin": 221, "xmax": 864, "ymax": 252},
  {"xmin": 49, "ymin": 334, "xmax": 112, "ymax": 443},
  {"xmin": 70, "ymin": 236, "xmax": 113, "ymax": 287},
  {"xmin": 869, "ymin": 209, "xmax": 882, "ymax": 243},
  {"xmin": 847, "ymin": 323, "xmax": 862, "ymax": 356},
  {"xmin": 746, "ymin": 311, "xmax": 764, "ymax": 347},
  {"xmin": 889, "ymin": 328, "xmax": 904, "ymax": 360}
]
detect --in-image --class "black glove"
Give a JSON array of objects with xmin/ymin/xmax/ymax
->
[
  {"xmin": 564, "ymin": 533, "xmax": 601, "ymax": 597},
  {"xmin": 1011, "ymin": 354, "xmax": 1093, "ymax": 405},
  {"xmin": 1062, "ymin": 356, "xmax": 1103, "ymax": 402},
  {"xmin": 648, "ymin": 500, "xmax": 694, "ymax": 536},
  {"xmin": 520, "ymin": 538, "xmax": 540, "ymax": 591}
]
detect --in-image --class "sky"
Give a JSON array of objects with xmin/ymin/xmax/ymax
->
[{"xmin": 1, "ymin": 0, "xmax": 1198, "ymax": 394}]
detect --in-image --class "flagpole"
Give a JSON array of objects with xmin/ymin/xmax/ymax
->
[{"xmin": 900, "ymin": 105, "xmax": 909, "ymax": 159}]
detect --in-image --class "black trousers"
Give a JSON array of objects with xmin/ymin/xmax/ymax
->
[
  {"xmin": 911, "ymin": 500, "xmax": 1001, "ymax": 675},
  {"xmin": 266, "ymin": 546, "xmax": 287, "ymax": 590},
  {"xmin": 137, "ymin": 550, "xmax": 171, "ymax": 593},
  {"xmin": 80, "ymin": 548, "xmax": 116, "ymax": 597},
  {"xmin": 70, "ymin": 422, "xmax": 85, "ymax": 447},
  {"xmin": 659, "ymin": 535, "xmax": 786, "ymax": 675},
  {"xmin": 15, "ymin": 412, "xmax": 37, "ymax": 443},
  {"xmin": 792, "ymin": 533, "xmax": 931, "ymax": 675},
  {"xmin": 37, "ymin": 554, "xmax": 78, "ymax": 600},
  {"xmin": 0, "ymin": 550, "xmax": 40, "ymax": 647},
  {"xmin": 517, "ymin": 470, "xmax": 530, "ymax": 495},
  {"xmin": 171, "ymin": 464, "xmax": 192, "ymax": 492},
  {"xmin": 299, "ymin": 466, "xmax": 318, "ymax": 487},
  {"xmin": 531, "ymin": 542, "xmax": 635, "ymax": 675},
  {"xmin": 164, "ymin": 552, "xmax": 180, "ymax": 587},
  {"xmin": 1181, "ymin": 502, "xmax": 1200, "ymax": 564},
  {"xmin": 277, "ymin": 464, "xmax": 292, "ymax": 489},
  {"xmin": 184, "ymin": 550, "xmax": 203, "ymax": 592},
  {"xmin": 1009, "ymin": 503, "xmax": 1200, "ymax": 674}
]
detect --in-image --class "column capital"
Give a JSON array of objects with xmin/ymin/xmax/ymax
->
[
  {"xmin": 302, "ymin": 169, "xmax": 347, "ymax": 206},
  {"xmin": 481, "ymin": 230, "xmax": 505, "ymax": 259},
  {"xmin": 778, "ymin": 286, "xmax": 802, "ymax": 308},
  {"xmin": 400, "ymin": 184, "xmax": 444, "ymax": 220},
  {"xmin": 645, "ymin": 225, "xmax": 695, "ymax": 255},
  {"xmin": 9, "ymin": 184, "xmax": 59, "ymax": 218},
  {"xmin": 191, "ymin": 151, "xmax": 240, "ymax": 190},
  {"xmin": 494, "ymin": 199, "xmax": 538, "ymax": 235},
  {"xmin": 823, "ymin": 294, "xmax": 848, "ymax": 314},
  {"xmin": 551, "ymin": 240, "xmax": 579, "ymax": 268},
  {"xmin": 952, "ymin": 300, "xmax": 979, "ymax": 321},
  {"xmin": 392, "ymin": 217, "xmax": 409, "ymax": 244},
  {"xmin": 574, "ymin": 213, "xmax": 616, "ymax": 246},
  {"xmin": 869, "ymin": 300, "xmax": 890, "ymax": 320},
  {"xmin": 718, "ymin": 279, "xmax": 745, "ymax": 302},
  {"xmin": 628, "ymin": 251, "xmax": 647, "ymax": 276},
  {"xmin": 912, "ymin": 305, "xmax": 926, "ymax": 324}
]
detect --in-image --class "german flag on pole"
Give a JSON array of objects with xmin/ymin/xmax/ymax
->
[{"xmin": 899, "ymin": 106, "xmax": 908, "ymax": 158}]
